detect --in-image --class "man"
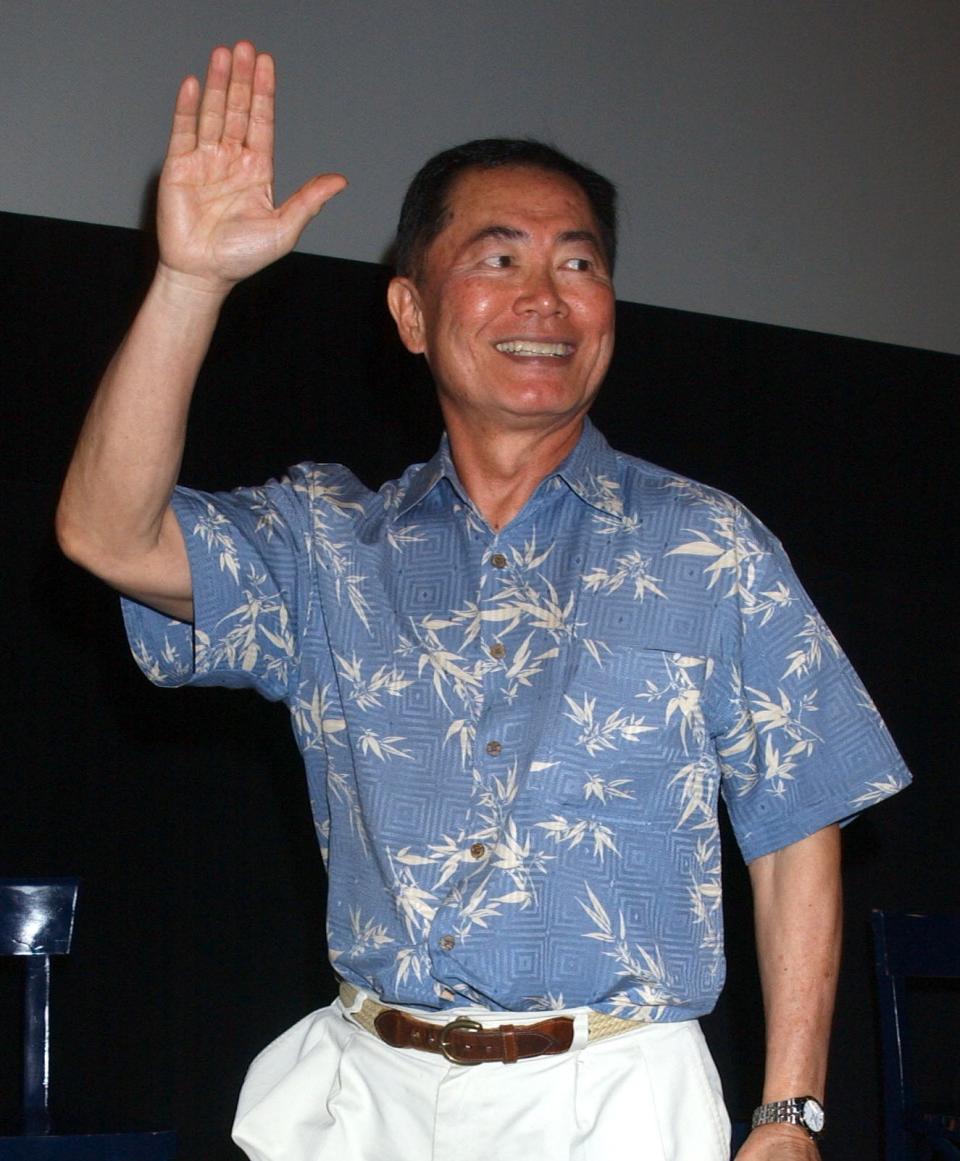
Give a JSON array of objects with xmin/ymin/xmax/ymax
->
[{"xmin": 57, "ymin": 41, "xmax": 909, "ymax": 1161}]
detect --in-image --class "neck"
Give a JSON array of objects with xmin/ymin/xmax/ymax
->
[{"xmin": 444, "ymin": 415, "xmax": 585, "ymax": 531}]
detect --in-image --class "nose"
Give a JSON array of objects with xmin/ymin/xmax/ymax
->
[{"xmin": 513, "ymin": 265, "xmax": 568, "ymax": 318}]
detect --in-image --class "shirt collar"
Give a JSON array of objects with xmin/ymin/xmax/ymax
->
[
  {"xmin": 395, "ymin": 435, "xmax": 463, "ymax": 517},
  {"xmin": 553, "ymin": 418, "xmax": 626, "ymax": 521},
  {"xmin": 396, "ymin": 417, "xmax": 625, "ymax": 523}
]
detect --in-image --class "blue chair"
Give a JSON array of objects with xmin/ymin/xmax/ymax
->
[
  {"xmin": 871, "ymin": 909, "xmax": 960, "ymax": 1161},
  {"xmin": 0, "ymin": 879, "xmax": 176, "ymax": 1159}
]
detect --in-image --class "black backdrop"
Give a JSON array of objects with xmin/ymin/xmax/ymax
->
[{"xmin": 3, "ymin": 210, "xmax": 957, "ymax": 1159}]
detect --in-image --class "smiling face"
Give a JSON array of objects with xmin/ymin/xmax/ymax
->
[{"xmin": 387, "ymin": 165, "xmax": 616, "ymax": 443}]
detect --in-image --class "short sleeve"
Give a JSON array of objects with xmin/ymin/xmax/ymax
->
[
  {"xmin": 715, "ymin": 505, "xmax": 910, "ymax": 862},
  {"xmin": 121, "ymin": 474, "xmax": 312, "ymax": 704}
]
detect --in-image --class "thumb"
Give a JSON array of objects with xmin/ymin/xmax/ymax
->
[{"xmin": 276, "ymin": 172, "xmax": 348, "ymax": 244}]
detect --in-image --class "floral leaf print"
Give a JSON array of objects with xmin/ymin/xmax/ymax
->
[
  {"xmin": 686, "ymin": 832, "xmax": 723, "ymax": 953},
  {"xmin": 574, "ymin": 470, "xmax": 624, "ymax": 519},
  {"xmin": 581, "ymin": 638, "xmax": 612, "ymax": 668},
  {"xmin": 386, "ymin": 523, "xmax": 427, "ymax": 552},
  {"xmin": 747, "ymin": 685, "xmax": 822, "ymax": 755},
  {"xmin": 666, "ymin": 506, "xmax": 768, "ymax": 600},
  {"xmin": 394, "ymin": 946, "xmax": 429, "ymax": 987},
  {"xmin": 199, "ymin": 567, "xmax": 297, "ymax": 684},
  {"xmin": 334, "ymin": 652, "xmax": 413, "ymax": 710},
  {"xmin": 130, "ymin": 634, "xmax": 192, "ymax": 684},
  {"xmin": 670, "ymin": 757, "xmax": 717, "ymax": 828},
  {"xmin": 357, "ymin": 729, "xmax": 413, "ymax": 761},
  {"xmin": 348, "ymin": 908, "xmax": 394, "ymax": 957},
  {"xmin": 536, "ymin": 815, "xmax": 620, "ymax": 861},
  {"xmin": 563, "ymin": 693, "xmax": 656, "ymax": 755},
  {"xmin": 741, "ymin": 580, "xmax": 796, "ymax": 626},
  {"xmin": 327, "ymin": 767, "xmax": 371, "ymax": 856},
  {"xmin": 194, "ymin": 506, "xmax": 241, "ymax": 582},
  {"xmin": 290, "ymin": 683, "xmax": 347, "ymax": 752},
  {"xmin": 444, "ymin": 718, "xmax": 476, "ymax": 766},
  {"xmin": 386, "ymin": 850, "xmax": 438, "ymax": 939},
  {"xmin": 760, "ymin": 736, "xmax": 799, "ymax": 795},
  {"xmin": 577, "ymin": 884, "xmax": 678, "ymax": 1014},
  {"xmin": 578, "ymin": 882, "xmax": 614, "ymax": 940},
  {"xmin": 851, "ymin": 774, "xmax": 907, "ymax": 808},
  {"xmin": 633, "ymin": 653, "xmax": 708, "ymax": 754},
  {"xmin": 411, "ymin": 618, "xmax": 483, "ymax": 714},
  {"xmin": 504, "ymin": 577, "xmax": 582, "ymax": 642},
  {"xmin": 489, "ymin": 818, "xmax": 553, "ymax": 895},
  {"xmin": 781, "ymin": 613, "xmax": 842, "ymax": 680},
  {"xmin": 582, "ymin": 550, "xmax": 667, "ymax": 601},
  {"xmin": 583, "ymin": 772, "xmax": 635, "ymax": 805},
  {"xmin": 501, "ymin": 634, "xmax": 559, "ymax": 701}
]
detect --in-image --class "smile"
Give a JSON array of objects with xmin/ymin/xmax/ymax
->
[{"xmin": 494, "ymin": 340, "xmax": 574, "ymax": 357}]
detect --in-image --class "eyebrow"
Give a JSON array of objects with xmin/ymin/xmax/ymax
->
[{"xmin": 465, "ymin": 225, "xmax": 603, "ymax": 250}]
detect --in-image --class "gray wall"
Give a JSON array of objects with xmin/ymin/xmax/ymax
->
[{"xmin": 2, "ymin": 2, "xmax": 957, "ymax": 354}]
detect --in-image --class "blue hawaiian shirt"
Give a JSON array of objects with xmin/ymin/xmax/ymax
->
[{"xmin": 122, "ymin": 419, "xmax": 909, "ymax": 1021}]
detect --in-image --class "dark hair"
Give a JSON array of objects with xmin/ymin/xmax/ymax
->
[{"xmin": 392, "ymin": 138, "xmax": 617, "ymax": 281}]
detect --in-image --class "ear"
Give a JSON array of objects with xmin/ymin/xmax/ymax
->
[{"xmin": 387, "ymin": 276, "xmax": 427, "ymax": 354}]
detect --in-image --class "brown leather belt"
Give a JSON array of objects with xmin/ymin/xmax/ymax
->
[
  {"xmin": 374, "ymin": 1007, "xmax": 574, "ymax": 1065},
  {"xmin": 339, "ymin": 981, "xmax": 648, "ymax": 1065}
]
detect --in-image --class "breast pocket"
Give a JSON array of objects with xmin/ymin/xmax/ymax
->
[{"xmin": 538, "ymin": 642, "xmax": 713, "ymax": 826}]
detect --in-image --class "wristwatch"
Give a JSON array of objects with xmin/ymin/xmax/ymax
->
[{"xmin": 751, "ymin": 1095, "xmax": 825, "ymax": 1138}]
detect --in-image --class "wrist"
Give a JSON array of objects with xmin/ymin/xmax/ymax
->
[
  {"xmin": 153, "ymin": 261, "xmax": 234, "ymax": 309},
  {"xmin": 752, "ymin": 1094, "xmax": 825, "ymax": 1139},
  {"xmin": 751, "ymin": 1121, "xmax": 814, "ymax": 1142}
]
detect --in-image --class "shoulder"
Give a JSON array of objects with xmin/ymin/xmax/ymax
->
[{"xmin": 603, "ymin": 442, "xmax": 761, "ymax": 531}]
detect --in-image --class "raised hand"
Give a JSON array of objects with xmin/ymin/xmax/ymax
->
[{"xmin": 157, "ymin": 41, "xmax": 346, "ymax": 294}]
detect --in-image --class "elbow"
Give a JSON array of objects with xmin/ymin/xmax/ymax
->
[
  {"xmin": 55, "ymin": 495, "xmax": 107, "ymax": 576},
  {"xmin": 54, "ymin": 499, "xmax": 86, "ymax": 566}
]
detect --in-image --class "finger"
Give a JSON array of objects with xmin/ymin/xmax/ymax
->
[
  {"xmin": 275, "ymin": 173, "xmax": 348, "ymax": 246},
  {"xmin": 221, "ymin": 41, "xmax": 257, "ymax": 146},
  {"xmin": 244, "ymin": 51, "xmax": 276, "ymax": 158},
  {"xmin": 167, "ymin": 75, "xmax": 200, "ymax": 158},
  {"xmin": 196, "ymin": 44, "xmax": 232, "ymax": 146}
]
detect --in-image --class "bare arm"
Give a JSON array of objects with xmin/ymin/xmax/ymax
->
[
  {"xmin": 735, "ymin": 823, "xmax": 842, "ymax": 1159},
  {"xmin": 56, "ymin": 42, "xmax": 346, "ymax": 621}
]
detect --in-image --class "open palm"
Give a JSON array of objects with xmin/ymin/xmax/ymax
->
[{"xmin": 157, "ymin": 42, "xmax": 345, "ymax": 292}]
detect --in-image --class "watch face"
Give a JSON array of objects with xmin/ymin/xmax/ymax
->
[{"xmin": 803, "ymin": 1098, "xmax": 825, "ymax": 1133}]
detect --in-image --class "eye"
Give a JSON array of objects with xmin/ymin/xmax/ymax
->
[
  {"xmin": 563, "ymin": 257, "xmax": 593, "ymax": 272},
  {"xmin": 483, "ymin": 254, "xmax": 514, "ymax": 268}
]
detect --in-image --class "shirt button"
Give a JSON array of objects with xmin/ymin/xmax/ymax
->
[
  {"xmin": 470, "ymin": 843, "xmax": 486, "ymax": 859},
  {"xmin": 489, "ymin": 643, "xmax": 506, "ymax": 660},
  {"xmin": 439, "ymin": 935, "xmax": 456, "ymax": 951},
  {"xmin": 485, "ymin": 740, "xmax": 502, "ymax": 757},
  {"xmin": 491, "ymin": 553, "xmax": 508, "ymax": 569}
]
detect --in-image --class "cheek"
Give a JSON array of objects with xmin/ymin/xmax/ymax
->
[
  {"xmin": 572, "ymin": 297, "xmax": 615, "ymax": 344},
  {"xmin": 437, "ymin": 283, "xmax": 502, "ymax": 344}
]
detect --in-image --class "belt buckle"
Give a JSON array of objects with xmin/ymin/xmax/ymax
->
[{"xmin": 439, "ymin": 1016, "xmax": 483, "ymax": 1065}]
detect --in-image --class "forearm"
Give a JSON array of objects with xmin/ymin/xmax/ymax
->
[
  {"xmin": 752, "ymin": 823, "xmax": 841, "ymax": 1100},
  {"xmin": 737, "ymin": 823, "xmax": 842, "ymax": 1157},
  {"xmin": 56, "ymin": 265, "xmax": 226, "ymax": 611}
]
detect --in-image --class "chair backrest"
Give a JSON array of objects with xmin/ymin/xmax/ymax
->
[
  {"xmin": 0, "ymin": 879, "xmax": 80, "ymax": 1135},
  {"xmin": 871, "ymin": 909, "xmax": 960, "ymax": 1161},
  {"xmin": 0, "ymin": 880, "xmax": 79, "ymax": 957}
]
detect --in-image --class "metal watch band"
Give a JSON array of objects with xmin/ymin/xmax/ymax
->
[{"xmin": 751, "ymin": 1096, "xmax": 825, "ymax": 1137}]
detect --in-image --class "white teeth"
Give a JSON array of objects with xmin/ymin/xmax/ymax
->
[{"xmin": 495, "ymin": 340, "xmax": 573, "ymax": 357}]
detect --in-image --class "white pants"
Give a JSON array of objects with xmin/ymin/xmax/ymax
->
[{"xmin": 233, "ymin": 994, "xmax": 731, "ymax": 1161}]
